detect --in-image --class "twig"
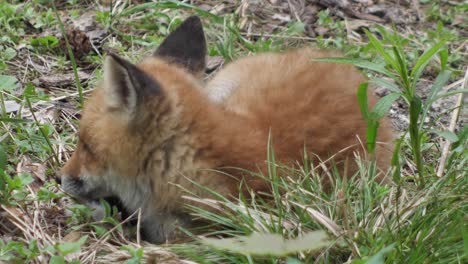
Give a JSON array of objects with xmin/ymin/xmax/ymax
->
[
  {"xmin": 51, "ymin": 0, "xmax": 84, "ymax": 107},
  {"xmin": 136, "ymin": 208, "xmax": 142, "ymax": 245},
  {"xmin": 436, "ymin": 68, "xmax": 467, "ymax": 177}
]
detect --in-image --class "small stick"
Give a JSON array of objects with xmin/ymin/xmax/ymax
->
[
  {"xmin": 136, "ymin": 208, "xmax": 142, "ymax": 245},
  {"xmin": 436, "ymin": 68, "xmax": 467, "ymax": 177}
]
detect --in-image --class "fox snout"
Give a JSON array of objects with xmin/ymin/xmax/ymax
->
[
  {"xmin": 60, "ymin": 171, "xmax": 113, "ymax": 202},
  {"xmin": 60, "ymin": 174, "xmax": 85, "ymax": 198}
]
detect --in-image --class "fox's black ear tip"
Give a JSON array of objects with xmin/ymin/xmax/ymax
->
[
  {"xmin": 106, "ymin": 52, "xmax": 118, "ymax": 60},
  {"xmin": 105, "ymin": 52, "xmax": 129, "ymax": 67},
  {"xmin": 182, "ymin": 15, "xmax": 202, "ymax": 28},
  {"xmin": 106, "ymin": 52, "xmax": 126, "ymax": 63}
]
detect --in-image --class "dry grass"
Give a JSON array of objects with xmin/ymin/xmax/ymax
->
[{"xmin": 0, "ymin": 0, "xmax": 466, "ymax": 263}]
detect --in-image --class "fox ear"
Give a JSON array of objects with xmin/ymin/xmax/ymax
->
[
  {"xmin": 103, "ymin": 53, "xmax": 160, "ymax": 113},
  {"xmin": 154, "ymin": 16, "xmax": 206, "ymax": 75}
]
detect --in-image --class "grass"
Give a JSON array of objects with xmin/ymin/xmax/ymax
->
[{"xmin": 0, "ymin": 0, "xmax": 467, "ymax": 263}]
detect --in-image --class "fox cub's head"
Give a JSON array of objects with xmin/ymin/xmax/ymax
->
[{"xmin": 60, "ymin": 16, "xmax": 206, "ymax": 207}]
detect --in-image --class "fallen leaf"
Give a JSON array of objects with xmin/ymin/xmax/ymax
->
[
  {"xmin": 202, "ymin": 231, "xmax": 330, "ymax": 256},
  {"xmin": 63, "ymin": 231, "xmax": 82, "ymax": 243},
  {"xmin": 33, "ymin": 71, "xmax": 90, "ymax": 87},
  {"xmin": 4, "ymin": 101, "xmax": 21, "ymax": 113}
]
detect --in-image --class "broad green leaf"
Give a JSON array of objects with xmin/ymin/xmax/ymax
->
[
  {"xmin": 0, "ymin": 75, "xmax": 18, "ymax": 91},
  {"xmin": 411, "ymin": 41, "xmax": 446, "ymax": 81},
  {"xmin": 286, "ymin": 21, "xmax": 305, "ymax": 35},
  {"xmin": 49, "ymin": 256, "xmax": 66, "ymax": 264},
  {"xmin": 123, "ymin": 259, "xmax": 141, "ymax": 264},
  {"xmin": 18, "ymin": 173, "xmax": 34, "ymax": 186},
  {"xmin": 432, "ymin": 130, "xmax": 459, "ymax": 143},
  {"xmin": 92, "ymin": 225, "xmax": 107, "ymax": 237},
  {"xmin": 366, "ymin": 244, "xmax": 395, "ymax": 264},
  {"xmin": 312, "ymin": 57, "xmax": 395, "ymax": 77},
  {"xmin": 56, "ymin": 235, "xmax": 88, "ymax": 256},
  {"xmin": 286, "ymin": 257, "xmax": 304, "ymax": 264},
  {"xmin": 3, "ymin": 47, "xmax": 17, "ymax": 60},
  {"xmin": 202, "ymin": 231, "xmax": 329, "ymax": 256},
  {"xmin": 30, "ymin": 36, "xmax": 59, "ymax": 48},
  {"xmin": 371, "ymin": 93, "xmax": 401, "ymax": 119}
]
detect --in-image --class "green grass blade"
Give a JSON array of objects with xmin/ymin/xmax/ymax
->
[
  {"xmin": 366, "ymin": 118, "xmax": 379, "ymax": 155},
  {"xmin": 419, "ymin": 70, "xmax": 452, "ymax": 131},
  {"xmin": 391, "ymin": 135, "xmax": 404, "ymax": 184},
  {"xmin": 357, "ymin": 83, "xmax": 370, "ymax": 122},
  {"xmin": 461, "ymin": 213, "xmax": 468, "ymax": 262},
  {"xmin": 368, "ymin": 78, "xmax": 401, "ymax": 93},
  {"xmin": 120, "ymin": 1, "xmax": 221, "ymax": 21},
  {"xmin": 429, "ymin": 89, "xmax": 468, "ymax": 104},
  {"xmin": 0, "ymin": 118, "xmax": 31, "ymax": 123},
  {"xmin": 356, "ymin": 83, "xmax": 382, "ymax": 154},
  {"xmin": 392, "ymin": 46, "xmax": 411, "ymax": 94},
  {"xmin": 364, "ymin": 30, "xmax": 399, "ymax": 71},
  {"xmin": 427, "ymin": 70, "xmax": 452, "ymax": 101},
  {"xmin": 51, "ymin": 1, "xmax": 84, "ymax": 107},
  {"xmin": 411, "ymin": 41, "xmax": 446, "ymax": 81},
  {"xmin": 445, "ymin": 125, "xmax": 467, "ymax": 169},
  {"xmin": 408, "ymin": 96, "xmax": 425, "ymax": 186},
  {"xmin": 430, "ymin": 130, "xmax": 459, "ymax": 143},
  {"xmin": 371, "ymin": 93, "xmax": 401, "ymax": 119},
  {"xmin": 0, "ymin": 144, "xmax": 6, "ymax": 172},
  {"xmin": 312, "ymin": 57, "xmax": 395, "ymax": 77},
  {"xmin": 439, "ymin": 48, "xmax": 449, "ymax": 71}
]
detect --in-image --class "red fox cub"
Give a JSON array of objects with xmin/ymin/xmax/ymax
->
[{"xmin": 61, "ymin": 16, "xmax": 393, "ymax": 243}]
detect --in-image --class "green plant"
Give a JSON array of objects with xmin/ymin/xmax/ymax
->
[
  {"xmin": 1, "ymin": 1, "xmax": 466, "ymax": 263},
  {"xmin": 121, "ymin": 245, "xmax": 144, "ymax": 264},
  {"xmin": 314, "ymin": 26, "xmax": 467, "ymax": 188},
  {"xmin": 46, "ymin": 236, "xmax": 88, "ymax": 264}
]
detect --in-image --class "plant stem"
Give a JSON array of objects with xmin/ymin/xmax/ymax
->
[
  {"xmin": 51, "ymin": 1, "xmax": 84, "ymax": 107},
  {"xmin": 409, "ymin": 100, "xmax": 425, "ymax": 187}
]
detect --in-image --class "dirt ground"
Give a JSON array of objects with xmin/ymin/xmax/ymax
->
[{"xmin": 1, "ymin": 0, "xmax": 466, "ymax": 263}]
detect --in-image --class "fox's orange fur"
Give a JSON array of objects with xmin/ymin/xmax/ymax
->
[{"xmin": 61, "ymin": 16, "xmax": 393, "ymax": 243}]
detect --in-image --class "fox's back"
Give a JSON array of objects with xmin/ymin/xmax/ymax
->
[{"xmin": 206, "ymin": 48, "xmax": 393, "ymax": 173}]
